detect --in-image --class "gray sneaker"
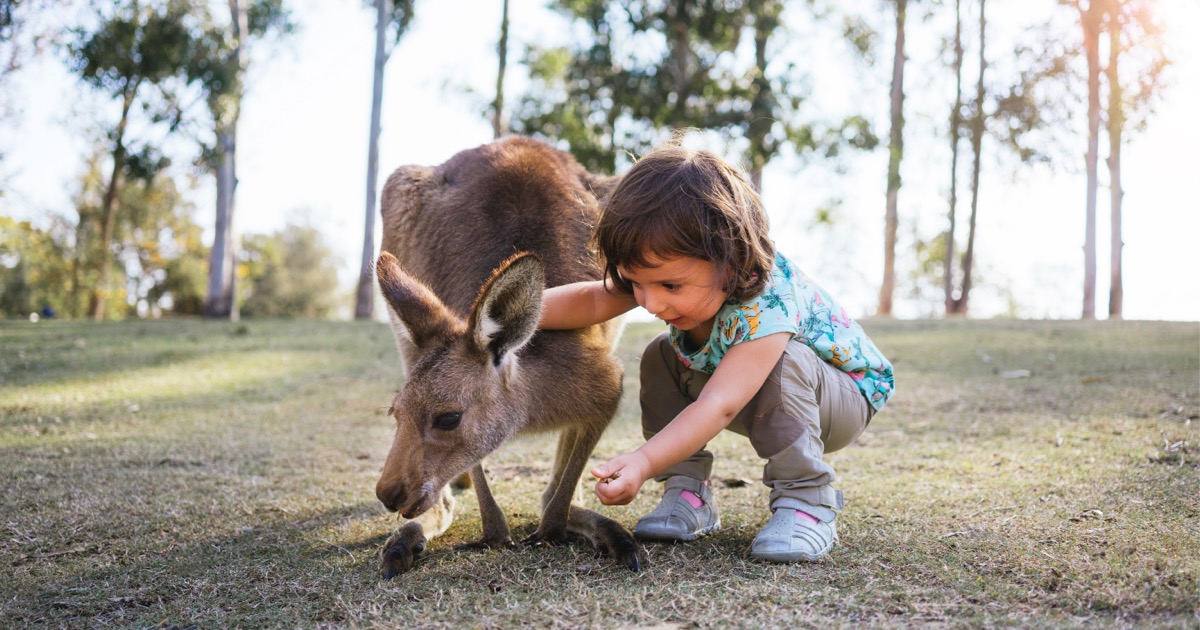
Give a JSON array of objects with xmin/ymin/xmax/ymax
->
[
  {"xmin": 750, "ymin": 502, "xmax": 838, "ymax": 562},
  {"xmin": 633, "ymin": 476, "xmax": 720, "ymax": 542}
]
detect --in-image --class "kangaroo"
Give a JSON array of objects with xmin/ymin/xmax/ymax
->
[{"xmin": 373, "ymin": 137, "xmax": 638, "ymax": 578}]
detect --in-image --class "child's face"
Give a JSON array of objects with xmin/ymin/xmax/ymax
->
[{"xmin": 617, "ymin": 254, "xmax": 729, "ymax": 338}]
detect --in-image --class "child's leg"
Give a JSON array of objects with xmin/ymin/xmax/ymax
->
[
  {"xmin": 732, "ymin": 339, "xmax": 873, "ymax": 562},
  {"xmin": 639, "ymin": 332, "xmax": 715, "ymax": 481},
  {"xmin": 733, "ymin": 339, "xmax": 873, "ymax": 512},
  {"xmin": 634, "ymin": 333, "xmax": 720, "ymax": 541}
]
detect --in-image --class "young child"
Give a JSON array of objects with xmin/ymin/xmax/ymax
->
[{"xmin": 540, "ymin": 143, "xmax": 894, "ymax": 562}]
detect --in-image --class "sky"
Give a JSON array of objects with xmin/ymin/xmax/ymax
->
[{"xmin": 2, "ymin": 0, "xmax": 1198, "ymax": 321}]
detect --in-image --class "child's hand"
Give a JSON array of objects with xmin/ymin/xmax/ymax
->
[{"xmin": 590, "ymin": 452, "xmax": 651, "ymax": 506}]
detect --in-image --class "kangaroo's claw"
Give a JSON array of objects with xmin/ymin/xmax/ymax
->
[
  {"xmin": 380, "ymin": 522, "xmax": 427, "ymax": 579},
  {"xmin": 521, "ymin": 529, "xmax": 569, "ymax": 547},
  {"xmin": 594, "ymin": 517, "xmax": 640, "ymax": 572}
]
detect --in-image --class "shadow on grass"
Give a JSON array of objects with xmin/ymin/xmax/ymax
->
[{"xmin": 9, "ymin": 501, "xmax": 389, "ymax": 627}]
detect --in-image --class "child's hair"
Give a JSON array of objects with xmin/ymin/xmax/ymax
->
[{"xmin": 594, "ymin": 144, "xmax": 774, "ymax": 302}]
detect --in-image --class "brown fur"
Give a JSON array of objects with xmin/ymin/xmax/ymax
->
[{"xmin": 374, "ymin": 137, "xmax": 637, "ymax": 578}]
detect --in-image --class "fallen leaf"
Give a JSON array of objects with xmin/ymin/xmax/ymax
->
[{"xmin": 1069, "ymin": 509, "xmax": 1104, "ymax": 522}]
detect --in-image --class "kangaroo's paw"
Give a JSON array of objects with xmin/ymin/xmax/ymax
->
[
  {"xmin": 380, "ymin": 521, "xmax": 427, "ymax": 579},
  {"xmin": 591, "ymin": 517, "xmax": 640, "ymax": 572}
]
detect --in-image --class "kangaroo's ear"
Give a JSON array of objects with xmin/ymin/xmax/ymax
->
[
  {"xmin": 376, "ymin": 251, "xmax": 458, "ymax": 348},
  {"xmin": 467, "ymin": 253, "xmax": 545, "ymax": 368},
  {"xmin": 584, "ymin": 173, "xmax": 622, "ymax": 203}
]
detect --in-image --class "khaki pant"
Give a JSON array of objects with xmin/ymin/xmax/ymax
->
[{"xmin": 640, "ymin": 333, "xmax": 874, "ymax": 511}]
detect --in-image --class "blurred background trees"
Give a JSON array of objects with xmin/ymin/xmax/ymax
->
[
  {"xmin": 0, "ymin": 0, "xmax": 1177, "ymax": 320},
  {"xmin": 240, "ymin": 222, "xmax": 341, "ymax": 319}
]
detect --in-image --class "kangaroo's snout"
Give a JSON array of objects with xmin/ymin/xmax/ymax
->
[{"xmin": 376, "ymin": 480, "xmax": 406, "ymax": 513}]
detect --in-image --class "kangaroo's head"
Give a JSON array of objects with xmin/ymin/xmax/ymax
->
[{"xmin": 374, "ymin": 250, "xmax": 544, "ymax": 518}]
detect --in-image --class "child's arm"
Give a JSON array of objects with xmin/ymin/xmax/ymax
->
[
  {"xmin": 540, "ymin": 278, "xmax": 638, "ymax": 330},
  {"xmin": 591, "ymin": 331, "xmax": 793, "ymax": 505}
]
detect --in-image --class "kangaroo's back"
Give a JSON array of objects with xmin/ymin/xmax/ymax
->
[{"xmin": 380, "ymin": 136, "xmax": 610, "ymax": 313}]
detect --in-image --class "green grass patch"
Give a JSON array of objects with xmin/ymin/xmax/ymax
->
[{"xmin": 2, "ymin": 318, "xmax": 1197, "ymax": 627}]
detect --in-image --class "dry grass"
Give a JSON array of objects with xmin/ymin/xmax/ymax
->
[{"xmin": 1, "ymin": 318, "xmax": 1196, "ymax": 628}]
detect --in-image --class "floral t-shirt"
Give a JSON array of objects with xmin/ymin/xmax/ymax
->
[{"xmin": 668, "ymin": 252, "xmax": 895, "ymax": 411}]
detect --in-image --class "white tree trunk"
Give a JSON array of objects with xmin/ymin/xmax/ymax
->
[
  {"xmin": 954, "ymin": 0, "xmax": 987, "ymax": 316},
  {"xmin": 356, "ymin": 0, "xmax": 390, "ymax": 320},
  {"xmin": 943, "ymin": 0, "xmax": 963, "ymax": 315},
  {"xmin": 1106, "ymin": 1, "xmax": 1124, "ymax": 319},
  {"xmin": 878, "ymin": 0, "xmax": 905, "ymax": 317},
  {"xmin": 206, "ymin": 0, "xmax": 249, "ymax": 319},
  {"xmin": 207, "ymin": 132, "xmax": 238, "ymax": 318},
  {"xmin": 492, "ymin": 0, "xmax": 509, "ymax": 139},
  {"xmin": 1079, "ymin": 0, "xmax": 1101, "ymax": 320}
]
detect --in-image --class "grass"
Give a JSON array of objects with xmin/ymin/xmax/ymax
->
[{"xmin": 1, "ymin": 317, "xmax": 1197, "ymax": 628}]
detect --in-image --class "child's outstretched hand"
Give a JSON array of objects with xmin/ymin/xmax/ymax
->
[{"xmin": 590, "ymin": 452, "xmax": 651, "ymax": 505}]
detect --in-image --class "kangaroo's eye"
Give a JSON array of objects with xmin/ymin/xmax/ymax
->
[{"xmin": 432, "ymin": 412, "xmax": 462, "ymax": 431}]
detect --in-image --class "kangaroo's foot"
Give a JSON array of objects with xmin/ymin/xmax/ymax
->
[
  {"xmin": 589, "ymin": 516, "xmax": 640, "ymax": 572},
  {"xmin": 380, "ymin": 521, "xmax": 427, "ymax": 579},
  {"xmin": 521, "ymin": 511, "xmax": 640, "ymax": 571},
  {"xmin": 562, "ymin": 507, "xmax": 640, "ymax": 572}
]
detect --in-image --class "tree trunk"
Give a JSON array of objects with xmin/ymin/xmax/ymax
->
[
  {"xmin": 1106, "ymin": 0, "xmax": 1124, "ymax": 319},
  {"xmin": 356, "ymin": 0, "xmax": 390, "ymax": 320},
  {"xmin": 207, "ymin": 129, "xmax": 237, "ymax": 318},
  {"xmin": 878, "ymin": 0, "xmax": 905, "ymax": 317},
  {"xmin": 667, "ymin": 0, "xmax": 694, "ymax": 120},
  {"xmin": 87, "ymin": 85, "xmax": 136, "ymax": 320},
  {"xmin": 746, "ymin": 0, "xmax": 778, "ymax": 194},
  {"xmin": 492, "ymin": 0, "xmax": 509, "ymax": 139},
  {"xmin": 951, "ymin": 0, "xmax": 987, "ymax": 316},
  {"xmin": 205, "ymin": 0, "xmax": 249, "ymax": 319},
  {"xmin": 943, "ymin": 0, "xmax": 963, "ymax": 316},
  {"xmin": 1079, "ymin": 0, "xmax": 1101, "ymax": 320}
]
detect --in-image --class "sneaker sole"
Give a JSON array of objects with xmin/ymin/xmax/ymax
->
[
  {"xmin": 634, "ymin": 519, "xmax": 721, "ymax": 542},
  {"xmin": 749, "ymin": 534, "xmax": 838, "ymax": 563}
]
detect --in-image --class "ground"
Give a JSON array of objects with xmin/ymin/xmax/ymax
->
[{"xmin": 1, "ymin": 318, "xmax": 1197, "ymax": 627}]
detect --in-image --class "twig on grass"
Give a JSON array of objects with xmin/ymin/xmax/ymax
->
[
  {"xmin": 967, "ymin": 505, "xmax": 1018, "ymax": 518},
  {"xmin": 1039, "ymin": 549, "xmax": 1062, "ymax": 562},
  {"xmin": 321, "ymin": 539, "xmax": 355, "ymax": 561}
]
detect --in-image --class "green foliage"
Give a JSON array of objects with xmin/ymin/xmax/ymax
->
[
  {"xmin": 68, "ymin": 0, "xmax": 201, "ymax": 151},
  {"xmin": 511, "ymin": 0, "xmax": 852, "ymax": 177},
  {"xmin": 907, "ymin": 228, "xmax": 951, "ymax": 314},
  {"xmin": 69, "ymin": 149, "xmax": 209, "ymax": 319},
  {"xmin": 240, "ymin": 223, "xmax": 341, "ymax": 319},
  {"xmin": 247, "ymin": 0, "xmax": 294, "ymax": 37},
  {"xmin": 0, "ymin": 0, "xmax": 16, "ymax": 40},
  {"xmin": 1102, "ymin": 0, "xmax": 1168, "ymax": 135},
  {"xmin": 361, "ymin": 0, "xmax": 415, "ymax": 46},
  {"xmin": 0, "ymin": 150, "xmax": 207, "ymax": 321},
  {"xmin": 185, "ymin": 0, "xmax": 293, "ymax": 171},
  {"xmin": 0, "ymin": 215, "xmax": 74, "ymax": 318},
  {"xmin": 71, "ymin": 3, "xmax": 191, "ymax": 91}
]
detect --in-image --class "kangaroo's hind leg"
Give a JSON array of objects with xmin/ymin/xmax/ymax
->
[{"xmin": 530, "ymin": 424, "xmax": 640, "ymax": 571}]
